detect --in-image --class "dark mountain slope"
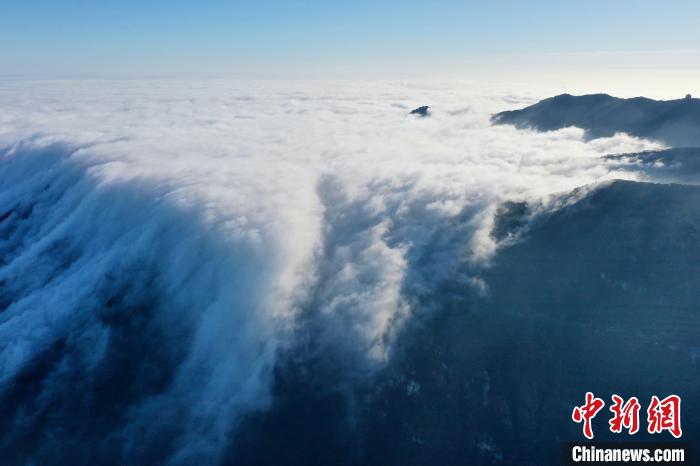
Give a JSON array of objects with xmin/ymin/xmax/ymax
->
[{"xmin": 230, "ymin": 180, "xmax": 700, "ymax": 465}]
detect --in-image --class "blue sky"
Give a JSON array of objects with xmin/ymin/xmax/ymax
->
[{"xmin": 1, "ymin": 0, "xmax": 700, "ymax": 78}]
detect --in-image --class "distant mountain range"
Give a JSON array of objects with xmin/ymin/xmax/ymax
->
[{"xmin": 493, "ymin": 93, "xmax": 700, "ymax": 147}]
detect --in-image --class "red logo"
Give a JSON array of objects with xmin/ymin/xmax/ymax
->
[{"xmin": 572, "ymin": 393, "xmax": 682, "ymax": 439}]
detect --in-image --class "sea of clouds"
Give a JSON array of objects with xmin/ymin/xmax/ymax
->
[{"xmin": 0, "ymin": 79, "xmax": 662, "ymax": 464}]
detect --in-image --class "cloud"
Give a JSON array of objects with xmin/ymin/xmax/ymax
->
[{"xmin": 0, "ymin": 80, "xmax": 663, "ymax": 464}]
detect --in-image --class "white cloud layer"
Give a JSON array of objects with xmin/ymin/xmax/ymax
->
[{"xmin": 0, "ymin": 79, "xmax": 662, "ymax": 463}]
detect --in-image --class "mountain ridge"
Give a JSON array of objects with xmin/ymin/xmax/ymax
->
[{"xmin": 493, "ymin": 93, "xmax": 700, "ymax": 147}]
